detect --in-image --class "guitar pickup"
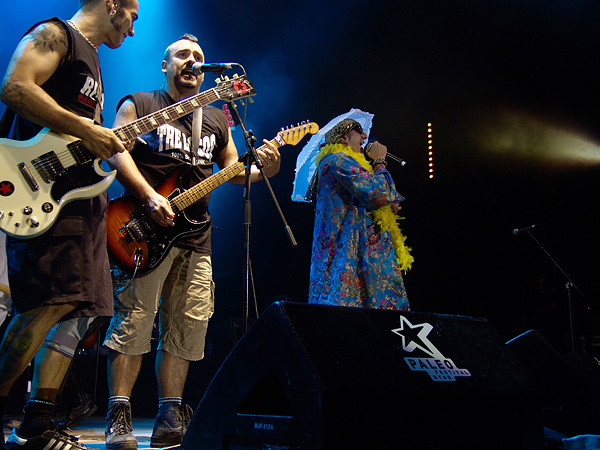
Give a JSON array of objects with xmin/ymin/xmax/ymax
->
[
  {"xmin": 68, "ymin": 140, "xmax": 93, "ymax": 165},
  {"xmin": 18, "ymin": 162, "xmax": 40, "ymax": 192},
  {"xmin": 33, "ymin": 151, "xmax": 65, "ymax": 183}
]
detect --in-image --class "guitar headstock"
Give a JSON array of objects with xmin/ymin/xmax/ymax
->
[
  {"xmin": 215, "ymin": 74, "xmax": 256, "ymax": 101},
  {"xmin": 277, "ymin": 121, "xmax": 319, "ymax": 147}
]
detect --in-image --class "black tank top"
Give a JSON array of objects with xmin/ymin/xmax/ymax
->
[{"xmin": 10, "ymin": 17, "xmax": 104, "ymax": 141}]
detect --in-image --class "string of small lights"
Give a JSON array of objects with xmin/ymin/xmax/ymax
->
[{"xmin": 427, "ymin": 123, "xmax": 434, "ymax": 179}]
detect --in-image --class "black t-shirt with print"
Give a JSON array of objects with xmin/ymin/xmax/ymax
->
[{"xmin": 121, "ymin": 90, "xmax": 230, "ymax": 253}]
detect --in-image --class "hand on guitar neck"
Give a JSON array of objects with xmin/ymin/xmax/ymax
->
[{"xmin": 255, "ymin": 138, "xmax": 281, "ymax": 179}]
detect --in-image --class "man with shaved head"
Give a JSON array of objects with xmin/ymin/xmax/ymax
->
[{"xmin": 103, "ymin": 34, "xmax": 281, "ymax": 450}]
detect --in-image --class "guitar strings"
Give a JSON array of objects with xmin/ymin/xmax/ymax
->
[
  {"xmin": 21, "ymin": 84, "xmax": 256, "ymax": 201},
  {"xmin": 23, "ymin": 89, "xmax": 222, "ymax": 183},
  {"xmin": 117, "ymin": 89, "xmax": 217, "ymax": 141}
]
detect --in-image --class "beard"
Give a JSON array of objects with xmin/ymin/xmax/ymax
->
[
  {"xmin": 174, "ymin": 71, "xmax": 201, "ymax": 90},
  {"xmin": 110, "ymin": 13, "xmax": 124, "ymax": 33},
  {"xmin": 174, "ymin": 75, "xmax": 196, "ymax": 89}
]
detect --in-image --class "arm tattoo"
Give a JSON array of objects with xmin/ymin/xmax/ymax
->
[
  {"xmin": 28, "ymin": 23, "xmax": 68, "ymax": 54},
  {"xmin": 0, "ymin": 82, "xmax": 27, "ymax": 111}
]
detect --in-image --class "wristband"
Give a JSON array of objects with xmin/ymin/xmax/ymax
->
[{"xmin": 373, "ymin": 158, "xmax": 387, "ymax": 168}]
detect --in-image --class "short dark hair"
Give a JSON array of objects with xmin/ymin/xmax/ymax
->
[{"xmin": 163, "ymin": 34, "xmax": 199, "ymax": 61}]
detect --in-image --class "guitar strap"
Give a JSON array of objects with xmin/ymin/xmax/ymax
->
[
  {"xmin": 191, "ymin": 107, "xmax": 203, "ymax": 166},
  {"xmin": 0, "ymin": 107, "xmax": 16, "ymax": 138}
]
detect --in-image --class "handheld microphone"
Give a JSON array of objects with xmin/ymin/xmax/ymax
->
[
  {"xmin": 365, "ymin": 142, "xmax": 406, "ymax": 166},
  {"xmin": 191, "ymin": 62, "xmax": 240, "ymax": 74},
  {"xmin": 512, "ymin": 224, "xmax": 537, "ymax": 235}
]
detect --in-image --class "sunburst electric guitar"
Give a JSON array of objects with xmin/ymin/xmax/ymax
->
[
  {"xmin": 0, "ymin": 76, "xmax": 256, "ymax": 239},
  {"xmin": 107, "ymin": 121, "xmax": 319, "ymax": 276}
]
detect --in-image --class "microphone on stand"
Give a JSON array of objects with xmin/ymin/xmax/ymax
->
[
  {"xmin": 365, "ymin": 142, "xmax": 406, "ymax": 166},
  {"xmin": 191, "ymin": 62, "xmax": 240, "ymax": 74},
  {"xmin": 512, "ymin": 224, "xmax": 538, "ymax": 235}
]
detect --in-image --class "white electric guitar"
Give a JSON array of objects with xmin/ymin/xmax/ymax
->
[{"xmin": 0, "ymin": 75, "xmax": 255, "ymax": 239}]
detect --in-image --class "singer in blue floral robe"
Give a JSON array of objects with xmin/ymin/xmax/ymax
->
[{"xmin": 309, "ymin": 148, "xmax": 411, "ymax": 310}]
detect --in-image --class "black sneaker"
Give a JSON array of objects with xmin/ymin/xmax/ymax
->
[
  {"xmin": 150, "ymin": 404, "xmax": 193, "ymax": 448},
  {"xmin": 5, "ymin": 428, "xmax": 87, "ymax": 450},
  {"xmin": 105, "ymin": 402, "xmax": 137, "ymax": 450}
]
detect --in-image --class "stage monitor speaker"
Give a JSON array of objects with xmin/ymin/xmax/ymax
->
[
  {"xmin": 182, "ymin": 302, "xmax": 542, "ymax": 450},
  {"xmin": 507, "ymin": 329, "xmax": 600, "ymax": 436}
]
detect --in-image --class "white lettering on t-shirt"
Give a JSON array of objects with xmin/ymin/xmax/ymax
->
[
  {"xmin": 80, "ymin": 76, "xmax": 98, "ymax": 98},
  {"xmin": 152, "ymin": 123, "xmax": 218, "ymax": 164}
]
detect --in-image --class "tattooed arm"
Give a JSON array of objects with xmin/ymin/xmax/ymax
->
[{"xmin": 0, "ymin": 21, "xmax": 124, "ymax": 160}]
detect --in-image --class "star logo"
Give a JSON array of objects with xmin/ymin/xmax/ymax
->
[
  {"xmin": 392, "ymin": 316, "xmax": 471, "ymax": 382},
  {"xmin": 392, "ymin": 315, "xmax": 443, "ymax": 358},
  {"xmin": 0, "ymin": 181, "xmax": 15, "ymax": 197}
]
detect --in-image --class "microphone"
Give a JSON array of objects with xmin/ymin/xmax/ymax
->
[
  {"xmin": 191, "ymin": 62, "xmax": 240, "ymax": 74},
  {"xmin": 512, "ymin": 224, "xmax": 537, "ymax": 235},
  {"xmin": 365, "ymin": 142, "xmax": 406, "ymax": 166}
]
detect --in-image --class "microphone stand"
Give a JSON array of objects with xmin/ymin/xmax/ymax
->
[
  {"xmin": 523, "ymin": 229, "xmax": 584, "ymax": 353},
  {"xmin": 225, "ymin": 94, "xmax": 297, "ymax": 332}
]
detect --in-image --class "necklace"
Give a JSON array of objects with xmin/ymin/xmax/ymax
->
[{"xmin": 67, "ymin": 20, "xmax": 98, "ymax": 52}]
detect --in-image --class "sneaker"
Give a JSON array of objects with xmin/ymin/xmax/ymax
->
[
  {"xmin": 105, "ymin": 402, "xmax": 137, "ymax": 450},
  {"xmin": 5, "ymin": 428, "xmax": 87, "ymax": 450},
  {"xmin": 57, "ymin": 400, "xmax": 98, "ymax": 430},
  {"xmin": 150, "ymin": 403, "xmax": 193, "ymax": 448}
]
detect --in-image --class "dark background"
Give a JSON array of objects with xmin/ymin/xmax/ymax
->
[{"xmin": 1, "ymin": 0, "xmax": 599, "ymax": 401}]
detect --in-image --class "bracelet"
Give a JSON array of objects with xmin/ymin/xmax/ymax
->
[{"xmin": 373, "ymin": 158, "xmax": 387, "ymax": 168}]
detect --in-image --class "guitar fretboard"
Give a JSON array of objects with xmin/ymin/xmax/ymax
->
[
  {"xmin": 113, "ymin": 89, "xmax": 219, "ymax": 142},
  {"xmin": 171, "ymin": 161, "xmax": 245, "ymax": 212}
]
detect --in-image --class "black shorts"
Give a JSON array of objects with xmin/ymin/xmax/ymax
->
[{"xmin": 6, "ymin": 193, "xmax": 112, "ymax": 318}]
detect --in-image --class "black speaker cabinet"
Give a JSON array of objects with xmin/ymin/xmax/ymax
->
[
  {"xmin": 507, "ymin": 329, "xmax": 600, "ymax": 436},
  {"xmin": 182, "ymin": 302, "xmax": 542, "ymax": 450}
]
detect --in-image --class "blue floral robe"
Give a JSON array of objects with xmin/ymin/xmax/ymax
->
[{"xmin": 309, "ymin": 152, "xmax": 410, "ymax": 310}]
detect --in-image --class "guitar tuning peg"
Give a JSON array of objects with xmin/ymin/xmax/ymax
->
[
  {"xmin": 215, "ymin": 79, "xmax": 221, "ymax": 85},
  {"xmin": 232, "ymin": 73, "xmax": 239, "ymax": 79}
]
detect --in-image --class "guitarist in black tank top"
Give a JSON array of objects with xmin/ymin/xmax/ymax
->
[
  {"xmin": 0, "ymin": 1, "xmax": 138, "ymax": 449},
  {"xmin": 102, "ymin": 34, "xmax": 281, "ymax": 450}
]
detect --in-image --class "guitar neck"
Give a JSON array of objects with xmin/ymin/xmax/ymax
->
[
  {"xmin": 64, "ymin": 89, "xmax": 221, "ymax": 166},
  {"xmin": 112, "ymin": 89, "xmax": 220, "ymax": 142},
  {"xmin": 59, "ymin": 76, "xmax": 255, "ymax": 167},
  {"xmin": 171, "ymin": 161, "xmax": 244, "ymax": 212},
  {"xmin": 170, "ymin": 138, "xmax": 282, "ymax": 212}
]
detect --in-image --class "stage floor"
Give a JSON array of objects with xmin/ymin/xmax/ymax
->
[
  {"xmin": 0, "ymin": 414, "xmax": 575, "ymax": 450},
  {"xmin": 2, "ymin": 416, "xmax": 157, "ymax": 450}
]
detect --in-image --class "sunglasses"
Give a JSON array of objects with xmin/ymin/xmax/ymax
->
[{"xmin": 349, "ymin": 123, "xmax": 364, "ymax": 134}]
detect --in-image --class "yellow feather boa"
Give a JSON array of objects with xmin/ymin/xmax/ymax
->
[{"xmin": 316, "ymin": 144, "xmax": 414, "ymax": 270}]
